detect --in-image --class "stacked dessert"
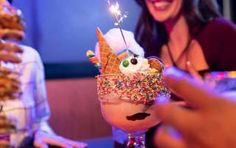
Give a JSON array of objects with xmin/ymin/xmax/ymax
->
[
  {"xmin": 0, "ymin": 0, "xmax": 24, "ymax": 145},
  {"xmin": 0, "ymin": 0, "xmax": 24, "ymax": 101}
]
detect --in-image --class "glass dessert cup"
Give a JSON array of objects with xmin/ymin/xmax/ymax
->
[{"xmin": 96, "ymin": 73, "xmax": 170, "ymax": 148}]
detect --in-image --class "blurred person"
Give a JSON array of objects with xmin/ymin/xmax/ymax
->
[{"xmin": 135, "ymin": 0, "xmax": 236, "ymax": 74}]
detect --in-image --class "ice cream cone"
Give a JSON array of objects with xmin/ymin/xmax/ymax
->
[{"xmin": 96, "ymin": 28, "xmax": 121, "ymax": 74}]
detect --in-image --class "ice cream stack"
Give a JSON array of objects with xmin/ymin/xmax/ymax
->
[{"xmin": 0, "ymin": 0, "xmax": 24, "ymax": 101}]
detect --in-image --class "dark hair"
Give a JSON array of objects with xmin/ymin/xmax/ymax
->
[
  {"xmin": 7, "ymin": 0, "xmax": 13, "ymax": 4},
  {"xmin": 134, "ymin": 0, "xmax": 221, "ymax": 57}
]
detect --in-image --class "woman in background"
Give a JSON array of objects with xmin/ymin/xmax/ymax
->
[{"xmin": 135, "ymin": 0, "xmax": 236, "ymax": 73}]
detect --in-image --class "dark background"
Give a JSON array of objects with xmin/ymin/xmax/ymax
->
[{"xmin": 232, "ymin": 0, "xmax": 236, "ymax": 22}]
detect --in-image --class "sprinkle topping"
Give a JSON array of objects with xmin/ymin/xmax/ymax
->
[{"xmin": 96, "ymin": 73, "xmax": 170, "ymax": 105}]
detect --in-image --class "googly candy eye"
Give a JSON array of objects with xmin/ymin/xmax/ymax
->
[
  {"xmin": 122, "ymin": 59, "xmax": 129, "ymax": 67},
  {"xmin": 130, "ymin": 58, "xmax": 138, "ymax": 65}
]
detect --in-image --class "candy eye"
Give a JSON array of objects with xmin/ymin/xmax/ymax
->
[
  {"xmin": 122, "ymin": 59, "xmax": 129, "ymax": 67},
  {"xmin": 130, "ymin": 58, "xmax": 138, "ymax": 65}
]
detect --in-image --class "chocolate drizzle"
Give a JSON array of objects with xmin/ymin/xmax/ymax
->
[{"xmin": 126, "ymin": 112, "xmax": 151, "ymax": 121}]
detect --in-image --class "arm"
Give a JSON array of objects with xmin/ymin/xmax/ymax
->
[{"xmin": 32, "ymin": 51, "xmax": 54, "ymax": 134}]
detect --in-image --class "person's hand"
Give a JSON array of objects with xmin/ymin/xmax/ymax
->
[
  {"xmin": 34, "ymin": 130, "xmax": 87, "ymax": 148},
  {"xmin": 154, "ymin": 67, "xmax": 236, "ymax": 148}
]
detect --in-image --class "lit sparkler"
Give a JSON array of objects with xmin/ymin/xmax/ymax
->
[{"xmin": 107, "ymin": 0, "xmax": 128, "ymax": 48}]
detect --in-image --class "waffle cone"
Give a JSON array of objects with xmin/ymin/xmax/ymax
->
[{"xmin": 96, "ymin": 28, "xmax": 121, "ymax": 74}]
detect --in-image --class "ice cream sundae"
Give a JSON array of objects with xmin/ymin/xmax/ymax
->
[{"xmin": 87, "ymin": 28, "xmax": 169, "ymax": 134}]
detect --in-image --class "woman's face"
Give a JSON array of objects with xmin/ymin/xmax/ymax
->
[{"xmin": 145, "ymin": 0, "xmax": 183, "ymax": 22}]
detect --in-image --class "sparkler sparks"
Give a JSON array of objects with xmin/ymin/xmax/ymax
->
[
  {"xmin": 108, "ymin": 1, "xmax": 127, "ymax": 26},
  {"xmin": 107, "ymin": 0, "xmax": 128, "ymax": 48}
]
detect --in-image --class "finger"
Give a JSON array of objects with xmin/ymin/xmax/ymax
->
[
  {"xmin": 62, "ymin": 139, "xmax": 87, "ymax": 148},
  {"xmin": 163, "ymin": 67, "xmax": 216, "ymax": 108},
  {"xmin": 43, "ymin": 136, "xmax": 87, "ymax": 148},
  {"xmin": 34, "ymin": 131, "xmax": 87, "ymax": 148},
  {"xmin": 155, "ymin": 103, "xmax": 197, "ymax": 131},
  {"xmin": 155, "ymin": 127, "xmax": 186, "ymax": 148},
  {"xmin": 186, "ymin": 61, "xmax": 203, "ymax": 81},
  {"xmin": 42, "ymin": 136, "xmax": 72, "ymax": 148}
]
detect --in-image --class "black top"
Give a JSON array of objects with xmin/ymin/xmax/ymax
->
[{"xmin": 196, "ymin": 18, "xmax": 236, "ymax": 71}]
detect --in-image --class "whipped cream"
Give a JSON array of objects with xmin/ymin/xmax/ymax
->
[
  {"xmin": 119, "ymin": 56, "xmax": 151, "ymax": 75},
  {"xmin": 95, "ymin": 28, "xmax": 145, "ymax": 60}
]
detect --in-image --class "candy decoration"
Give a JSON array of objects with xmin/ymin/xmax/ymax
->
[
  {"xmin": 96, "ymin": 73, "xmax": 170, "ymax": 105},
  {"xmin": 86, "ymin": 50, "xmax": 100, "ymax": 68},
  {"xmin": 148, "ymin": 57, "xmax": 164, "ymax": 72},
  {"xmin": 130, "ymin": 58, "xmax": 138, "ymax": 65},
  {"xmin": 122, "ymin": 59, "xmax": 129, "ymax": 67},
  {"xmin": 86, "ymin": 50, "xmax": 95, "ymax": 58},
  {"xmin": 117, "ymin": 49, "xmax": 129, "ymax": 60}
]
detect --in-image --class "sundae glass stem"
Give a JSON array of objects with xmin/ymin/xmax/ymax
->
[{"xmin": 127, "ymin": 132, "xmax": 145, "ymax": 148}]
